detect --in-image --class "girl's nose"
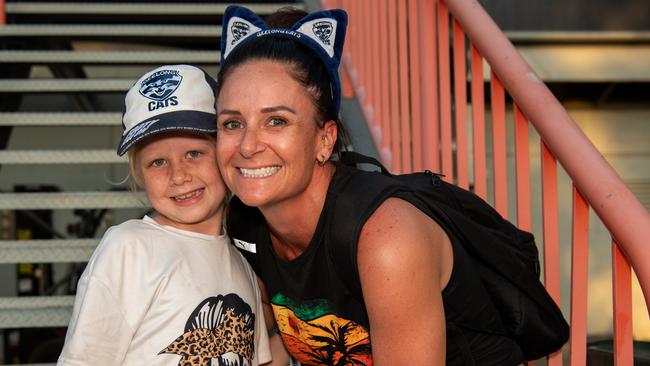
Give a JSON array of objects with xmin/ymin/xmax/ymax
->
[{"xmin": 170, "ymin": 163, "xmax": 191, "ymax": 185}]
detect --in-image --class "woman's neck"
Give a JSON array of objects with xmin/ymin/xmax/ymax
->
[{"xmin": 261, "ymin": 163, "xmax": 335, "ymax": 261}]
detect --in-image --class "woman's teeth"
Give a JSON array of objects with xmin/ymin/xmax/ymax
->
[{"xmin": 240, "ymin": 166, "xmax": 280, "ymax": 178}]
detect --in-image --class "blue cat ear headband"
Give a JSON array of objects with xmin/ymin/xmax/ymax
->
[{"xmin": 220, "ymin": 5, "xmax": 348, "ymax": 112}]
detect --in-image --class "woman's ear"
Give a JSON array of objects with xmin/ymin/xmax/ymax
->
[{"xmin": 319, "ymin": 120, "xmax": 338, "ymax": 160}]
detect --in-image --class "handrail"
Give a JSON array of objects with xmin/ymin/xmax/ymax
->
[{"xmin": 444, "ymin": 0, "xmax": 650, "ymax": 311}]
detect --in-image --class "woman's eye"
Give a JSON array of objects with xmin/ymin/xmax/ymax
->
[
  {"xmin": 222, "ymin": 120, "xmax": 242, "ymax": 130},
  {"xmin": 151, "ymin": 159, "xmax": 166, "ymax": 167},
  {"xmin": 186, "ymin": 151, "xmax": 201, "ymax": 159},
  {"xmin": 268, "ymin": 117, "xmax": 287, "ymax": 127}
]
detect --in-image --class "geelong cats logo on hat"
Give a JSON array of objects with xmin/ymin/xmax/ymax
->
[
  {"xmin": 312, "ymin": 21, "xmax": 333, "ymax": 45},
  {"xmin": 139, "ymin": 69, "xmax": 183, "ymax": 102},
  {"xmin": 231, "ymin": 21, "xmax": 251, "ymax": 44}
]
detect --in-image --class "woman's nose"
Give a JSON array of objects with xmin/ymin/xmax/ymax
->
[{"xmin": 239, "ymin": 127, "xmax": 265, "ymax": 158}]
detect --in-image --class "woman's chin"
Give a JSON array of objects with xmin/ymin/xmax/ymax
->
[{"xmin": 235, "ymin": 192, "xmax": 271, "ymax": 208}]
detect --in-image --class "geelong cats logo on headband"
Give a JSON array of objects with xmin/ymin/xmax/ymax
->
[
  {"xmin": 139, "ymin": 69, "xmax": 182, "ymax": 102},
  {"xmin": 312, "ymin": 21, "xmax": 333, "ymax": 45},
  {"xmin": 231, "ymin": 21, "xmax": 251, "ymax": 44}
]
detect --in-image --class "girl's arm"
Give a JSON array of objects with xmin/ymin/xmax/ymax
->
[
  {"xmin": 58, "ymin": 230, "xmax": 151, "ymax": 365},
  {"xmin": 264, "ymin": 332, "xmax": 291, "ymax": 366},
  {"xmin": 257, "ymin": 276, "xmax": 292, "ymax": 366},
  {"xmin": 57, "ymin": 276, "xmax": 134, "ymax": 365},
  {"xmin": 357, "ymin": 197, "xmax": 453, "ymax": 365}
]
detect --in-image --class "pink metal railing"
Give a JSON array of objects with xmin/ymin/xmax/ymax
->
[
  {"xmin": 1, "ymin": 0, "xmax": 6, "ymax": 25},
  {"xmin": 323, "ymin": 0, "xmax": 649, "ymax": 364}
]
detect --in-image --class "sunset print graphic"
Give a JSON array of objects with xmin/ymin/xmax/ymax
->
[{"xmin": 271, "ymin": 293, "xmax": 372, "ymax": 365}]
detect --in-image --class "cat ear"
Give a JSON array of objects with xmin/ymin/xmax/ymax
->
[
  {"xmin": 291, "ymin": 9, "xmax": 347, "ymax": 64},
  {"xmin": 221, "ymin": 6, "xmax": 267, "ymax": 64},
  {"xmin": 291, "ymin": 9, "xmax": 348, "ymax": 111}
]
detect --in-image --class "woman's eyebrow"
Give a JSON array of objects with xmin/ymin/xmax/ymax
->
[{"xmin": 260, "ymin": 106, "xmax": 296, "ymax": 114}]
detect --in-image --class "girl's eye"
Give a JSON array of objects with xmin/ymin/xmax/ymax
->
[
  {"xmin": 268, "ymin": 117, "xmax": 287, "ymax": 127},
  {"xmin": 186, "ymin": 151, "xmax": 201, "ymax": 159},
  {"xmin": 222, "ymin": 120, "xmax": 242, "ymax": 130},
  {"xmin": 151, "ymin": 159, "xmax": 166, "ymax": 167}
]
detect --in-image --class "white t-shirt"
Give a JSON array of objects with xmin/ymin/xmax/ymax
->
[{"xmin": 58, "ymin": 216, "xmax": 271, "ymax": 366}]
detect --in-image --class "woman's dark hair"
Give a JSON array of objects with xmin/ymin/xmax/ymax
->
[{"xmin": 216, "ymin": 7, "xmax": 350, "ymax": 158}]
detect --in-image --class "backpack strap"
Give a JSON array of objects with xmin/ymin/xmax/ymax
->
[{"xmin": 339, "ymin": 151, "xmax": 392, "ymax": 175}]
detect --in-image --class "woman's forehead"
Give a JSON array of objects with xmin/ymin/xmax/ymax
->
[
  {"xmin": 225, "ymin": 59, "xmax": 294, "ymax": 83},
  {"xmin": 218, "ymin": 60, "xmax": 313, "ymax": 109}
]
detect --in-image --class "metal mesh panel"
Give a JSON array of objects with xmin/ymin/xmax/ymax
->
[
  {"xmin": 0, "ymin": 296, "xmax": 74, "ymax": 328},
  {"xmin": 0, "ymin": 239, "xmax": 99, "ymax": 263},
  {"xmin": 0, "ymin": 25, "xmax": 220, "ymax": 37},
  {"xmin": 0, "ymin": 112, "xmax": 121, "ymax": 126},
  {"xmin": 0, "ymin": 150, "xmax": 126, "ymax": 164},
  {"xmin": 0, "ymin": 192, "xmax": 150, "ymax": 210},
  {"xmin": 0, "ymin": 50, "xmax": 220, "ymax": 64}
]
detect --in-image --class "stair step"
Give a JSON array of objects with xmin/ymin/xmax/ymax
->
[
  {"xmin": 505, "ymin": 30, "xmax": 650, "ymax": 43},
  {"xmin": 0, "ymin": 112, "xmax": 121, "ymax": 126},
  {"xmin": 0, "ymin": 150, "xmax": 125, "ymax": 164},
  {"xmin": 6, "ymin": 2, "xmax": 300, "ymax": 16},
  {"xmin": 0, "ymin": 50, "xmax": 220, "ymax": 65},
  {"xmin": 0, "ymin": 78, "xmax": 134, "ymax": 93},
  {"xmin": 0, "ymin": 296, "xmax": 74, "ymax": 328},
  {"xmin": 0, "ymin": 24, "xmax": 220, "ymax": 38},
  {"xmin": 0, "ymin": 239, "xmax": 98, "ymax": 264},
  {"xmin": 0, "ymin": 192, "xmax": 149, "ymax": 210}
]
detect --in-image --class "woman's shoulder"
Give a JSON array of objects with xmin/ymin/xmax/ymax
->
[
  {"xmin": 358, "ymin": 197, "xmax": 453, "ymax": 284},
  {"xmin": 360, "ymin": 197, "xmax": 441, "ymax": 241}
]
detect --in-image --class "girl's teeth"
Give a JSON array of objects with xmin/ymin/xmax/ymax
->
[
  {"xmin": 175, "ymin": 189, "xmax": 202, "ymax": 201},
  {"xmin": 240, "ymin": 166, "xmax": 280, "ymax": 178}
]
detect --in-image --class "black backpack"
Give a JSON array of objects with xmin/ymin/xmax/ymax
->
[{"xmin": 329, "ymin": 151, "xmax": 569, "ymax": 361}]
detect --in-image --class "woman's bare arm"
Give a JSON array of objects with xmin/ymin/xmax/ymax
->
[{"xmin": 357, "ymin": 197, "xmax": 453, "ymax": 365}]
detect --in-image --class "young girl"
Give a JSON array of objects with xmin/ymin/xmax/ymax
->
[{"xmin": 57, "ymin": 64, "xmax": 273, "ymax": 366}]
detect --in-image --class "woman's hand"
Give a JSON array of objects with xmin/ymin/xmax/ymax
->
[{"xmin": 357, "ymin": 198, "xmax": 453, "ymax": 365}]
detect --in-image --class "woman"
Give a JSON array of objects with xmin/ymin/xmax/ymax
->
[{"xmin": 215, "ymin": 5, "xmax": 525, "ymax": 365}]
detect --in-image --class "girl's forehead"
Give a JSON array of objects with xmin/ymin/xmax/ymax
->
[{"xmin": 136, "ymin": 133, "xmax": 215, "ymax": 151}]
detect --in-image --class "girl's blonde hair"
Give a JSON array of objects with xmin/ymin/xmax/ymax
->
[{"xmin": 126, "ymin": 145, "xmax": 143, "ymax": 191}]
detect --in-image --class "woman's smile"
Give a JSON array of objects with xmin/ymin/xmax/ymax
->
[{"xmin": 239, "ymin": 166, "xmax": 281, "ymax": 178}]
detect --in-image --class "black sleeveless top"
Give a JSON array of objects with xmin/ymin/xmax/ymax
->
[{"xmin": 227, "ymin": 164, "xmax": 525, "ymax": 365}]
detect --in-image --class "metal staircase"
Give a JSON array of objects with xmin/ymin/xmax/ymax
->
[{"xmin": 0, "ymin": 1, "xmax": 300, "ymax": 363}]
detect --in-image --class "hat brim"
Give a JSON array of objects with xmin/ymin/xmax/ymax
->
[{"xmin": 117, "ymin": 110, "xmax": 217, "ymax": 156}]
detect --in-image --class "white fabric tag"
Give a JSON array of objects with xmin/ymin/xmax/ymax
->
[{"xmin": 233, "ymin": 238, "xmax": 257, "ymax": 253}]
